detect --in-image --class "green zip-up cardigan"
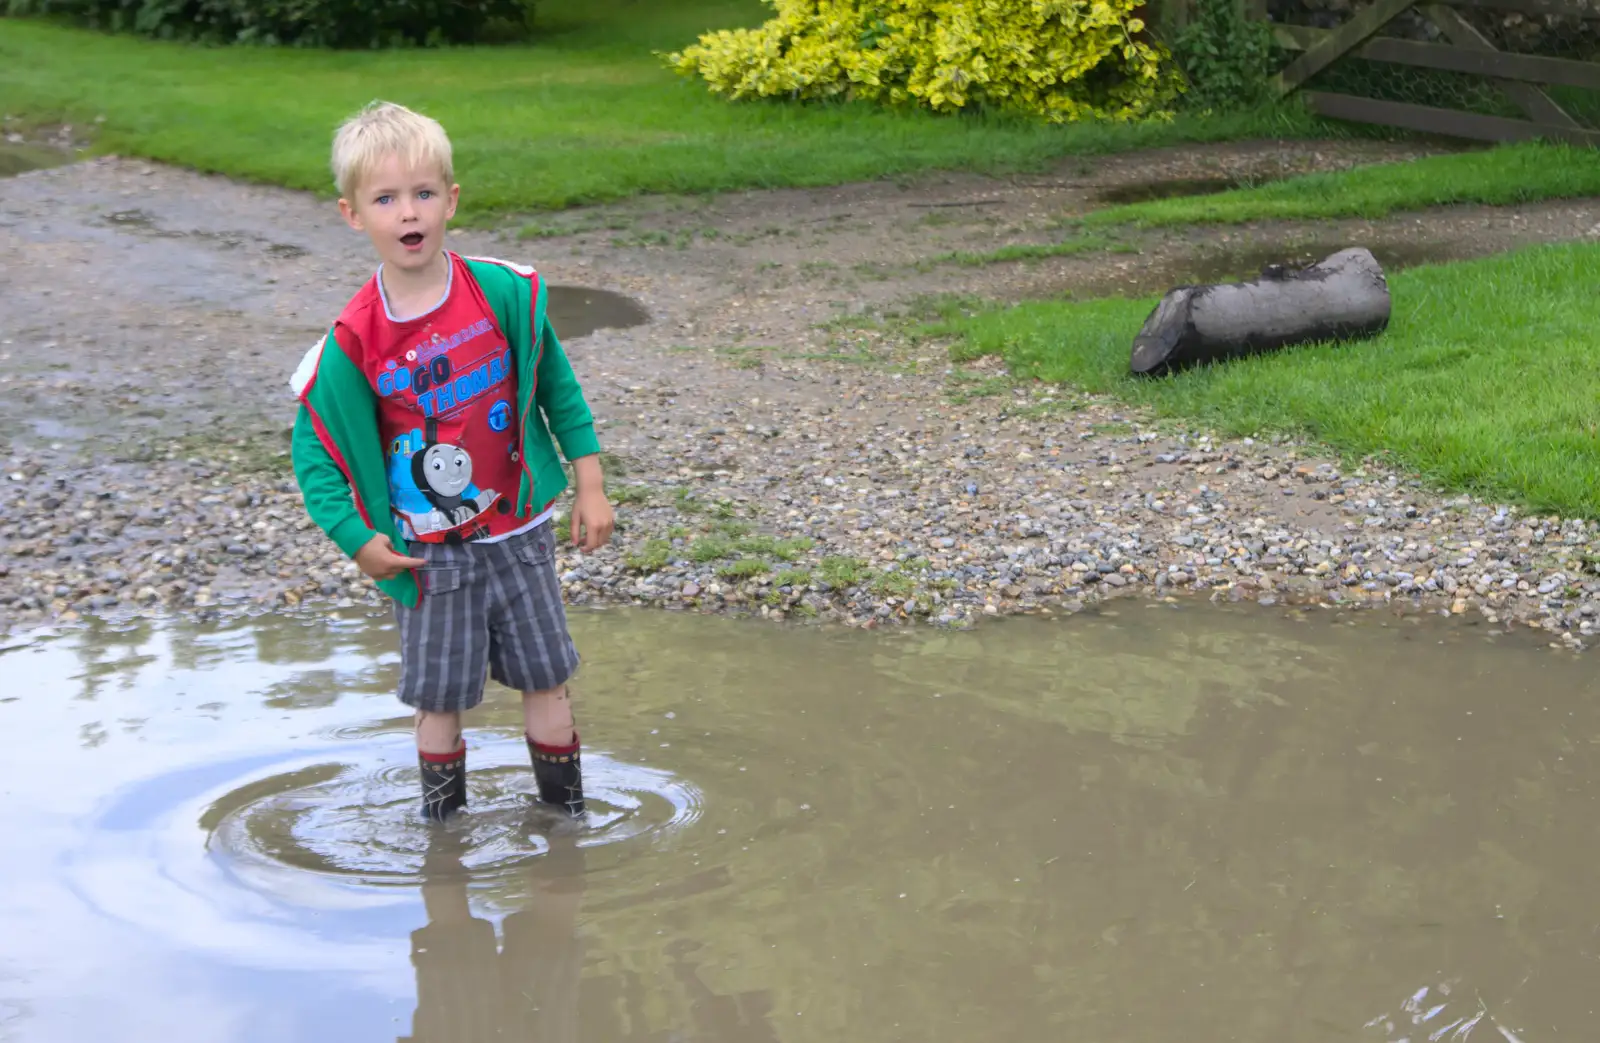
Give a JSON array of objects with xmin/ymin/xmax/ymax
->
[{"xmin": 288, "ymin": 255, "xmax": 601, "ymax": 607}]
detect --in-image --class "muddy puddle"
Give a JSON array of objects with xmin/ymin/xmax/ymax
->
[
  {"xmin": 3, "ymin": 603, "xmax": 1595, "ymax": 1041},
  {"xmin": 546, "ymin": 285, "xmax": 650, "ymax": 340},
  {"xmin": 1155, "ymin": 239, "xmax": 1462, "ymax": 289},
  {"xmin": 1096, "ymin": 175, "xmax": 1279, "ymax": 206},
  {"xmin": 0, "ymin": 142, "xmax": 70, "ymax": 179}
]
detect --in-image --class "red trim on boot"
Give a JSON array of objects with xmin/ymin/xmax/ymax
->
[
  {"xmin": 420, "ymin": 743, "xmax": 466, "ymax": 764},
  {"xmin": 529, "ymin": 731, "xmax": 579, "ymax": 757}
]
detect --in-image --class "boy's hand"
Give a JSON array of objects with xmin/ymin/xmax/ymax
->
[
  {"xmin": 570, "ymin": 488, "xmax": 614, "ymax": 553},
  {"xmin": 354, "ymin": 533, "xmax": 426, "ymax": 580}
]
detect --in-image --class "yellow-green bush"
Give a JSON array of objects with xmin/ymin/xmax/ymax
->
[{"xmin": 667, "ymin": 0, "xmax": 1182, "ymax": 123}]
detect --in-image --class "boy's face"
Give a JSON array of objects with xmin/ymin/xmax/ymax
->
[{"xmin": 339, "ymin": 153, "xmax": 460, "ymax": 274}]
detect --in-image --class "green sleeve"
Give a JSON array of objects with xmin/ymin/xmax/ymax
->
[
  {"xmin": 291, "ymin": 405, "xmax": 380, "ymax": 559},
  {"xmin": 535, "ymin": 316, "xmax": 602, "ymax": 461}
]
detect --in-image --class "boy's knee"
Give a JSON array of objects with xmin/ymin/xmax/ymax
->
[{"xmin": 414, "ymin": 709, "xmax": 463, "ymax": 753}]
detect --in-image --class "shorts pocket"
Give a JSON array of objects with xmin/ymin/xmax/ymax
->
[
  {"xmin": 420, "ymin": 567, "xmax": 462, "ymax": 595},
  {"xmin": 515, "ymin": 529, "xmax": 555, "ymax": 568}
]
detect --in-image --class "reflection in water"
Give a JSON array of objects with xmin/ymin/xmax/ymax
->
[
  {"xmin": 1363, "ymin": 980, "xmax": 1526, "ymax": 1042},
  {"xmin": 404, "ymin": 829, "xmax": 585, "ymax": 1043},
  {"xmin": 3, "ymin": 604, "xmax": 1597, "ymax": 1042}
]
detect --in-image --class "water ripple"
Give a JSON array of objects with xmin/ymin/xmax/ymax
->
[
  {"xmin": 61, "ymin": 735, "xmax": 701, "ymax": 967},
  {"xmin": 206, "ymin": 738, "xmax": 703, "ymax": 892}
]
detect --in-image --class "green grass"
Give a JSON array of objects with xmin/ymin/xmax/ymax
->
[
  {"xmin": 951, "ymin": 240, "xmax": 1600, "ymax": 517},
  {"xmin": 945, "ymin": 372, "xmax": 1018, "ymax": 404},
  {"xmin": 0, "ymin": 0, "xmax": 1324, "ymax": 220},
  {"xmin": 731, "ymin": 533, "xmax": 814, "ymax": 560},
  {"xmin": 1082, "ymin": 141, "xmax": 1600, "ymax": 230},
  {"xmin": 610, "ymin": 484, "xmax": 653, "ymax": 506},
  {"xmin": 718, "ymin": 557, "xmax": 770, "ymax": 580},
  {"xmin": 773, "ymin": 567, "xmax": 813, "ymax": 589},
  {"xmin": 871, "ymin": 571, "xmax": 917, "ymax": 598},
  {"xmin": 770, "ymin": 536, "xmax": 815, "ymax": 561},
  {"xmin": 929, "ymin": 235, "xmax": 1126, "ymax": 267},
  {"xmin": 671, "ymin": 486, "xmax": 703, "ymax": 514},
  {"xmin": 819, "ymin": 555, "xmax": 873, "ymax": 588},
  {"xmin": 688, "ymin": 535, "xmax": 735, "ymax": 563},
  {"xmin": 624, "ymin": 538, "xmax": 672, "ymax": 572}
]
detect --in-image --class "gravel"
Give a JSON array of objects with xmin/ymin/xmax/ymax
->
[
  {"xmin": 10, "ymin": 391, "xmax": 1600, "ymax": 653},
  {"xmin": 4, "ymin": 148, "xmax": 1599, "ymax": 651}
]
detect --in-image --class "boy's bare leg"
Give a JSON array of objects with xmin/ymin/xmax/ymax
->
[
  {"xmin": 416, "ymin": 709, "xmax": 464, "ymax": 754},
  {"xmin": 416, "ymin": 709, "xmax": 467, "ymax": 821},
  {"xmin": 525, "ymin": 685, "xmax": 584, "ymax": 816},
  {"xmin": 523, "ymin": 686, "xmax": 575, "ymax": 746}
]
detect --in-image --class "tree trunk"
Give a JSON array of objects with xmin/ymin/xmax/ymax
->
[{"xmin": 1130, "ymin": 247, "xmax": 1391, "ymax": 377}]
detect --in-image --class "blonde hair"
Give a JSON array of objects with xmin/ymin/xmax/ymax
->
[{"xmin": 331, "ymin": 101, "xmax": 454, "ymax": 200}]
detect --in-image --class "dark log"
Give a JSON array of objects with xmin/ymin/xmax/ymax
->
[{"xmin": 1129, "ymin": 247, "xmax": 1391, "ymax": 377}]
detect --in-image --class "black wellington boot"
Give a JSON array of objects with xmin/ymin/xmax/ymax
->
[
  {"xmin": 528, "ymin": 733, "xmax": 585, "ymax": 817},
  {"xmin": 419, "ymin": 746, "xmax": 468, "ymax": 822}
]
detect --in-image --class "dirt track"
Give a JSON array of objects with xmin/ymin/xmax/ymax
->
[{"xmin": 4, "ymin": 136, "xmax": 1600, "ymax": 643}]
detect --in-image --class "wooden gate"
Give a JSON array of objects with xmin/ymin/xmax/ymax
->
[{"xmin": 1262, "ymin": 0, "xmax": 1600, "ymax": 144}]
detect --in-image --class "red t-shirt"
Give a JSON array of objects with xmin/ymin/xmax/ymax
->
[{"xmin": 334, "ymin": 253, "xmax": 534, "ymax": 543}]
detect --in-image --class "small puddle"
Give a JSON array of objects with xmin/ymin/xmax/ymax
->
[
  {"xmin": 546, "ymin": 284, "xmax": 649, "ymax": 340},
  {"xmin": 1159, "ymin": 239, "xmax": 1462, "ymax": 288},
  {"xmin": 2, "ymin": 604, "xmax": 1592, "ymax": 1040},
  {"xmin": 1096, "ymin": 175, "xmax": 1278, "ymax": 205},
  {"xmin": 0, "ymin": 142, "xmax": 71, "ymax": 179}
]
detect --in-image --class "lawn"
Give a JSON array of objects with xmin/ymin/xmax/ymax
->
[
  {"xmin": 1080, "ymin": 141, "xmax": 1600, "ymax": 230},
  {"xmin": 947, "ymin": 240, "xmax": 1600, "ymax": 517},
  {"xmin": 0, "ymin": 0, "xmax": 1317, "ymax": 220}
]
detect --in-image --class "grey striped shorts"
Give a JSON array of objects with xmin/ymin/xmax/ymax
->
[{"xmin": 395, "ymin": 520, "xmax": 579, "ymax": 713}]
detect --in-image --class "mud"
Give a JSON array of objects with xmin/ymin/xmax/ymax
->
[
  {"xmin": 1094, "ymin": 173, "xmax": 1277, "ymax": 204},
  {"xmin": 0, "ymin": 142, "xmax": 70, "ymax": 179},
  {"xmin": 3, "ymin": 603, "xmax": 1595, "ymax": 1040}
]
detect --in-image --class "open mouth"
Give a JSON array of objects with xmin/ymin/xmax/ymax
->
[{"xmin": 400, "ymin": 232, "xmax": 424, "ymax": 248}]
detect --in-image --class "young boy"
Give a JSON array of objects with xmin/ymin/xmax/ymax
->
[{"xmin": 289, "ymin": 100, "xmax": 613, "ymax": 822}]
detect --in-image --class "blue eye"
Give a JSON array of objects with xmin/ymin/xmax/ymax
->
[
  {"xmin": 418, "ymin": 190, "xmax": 433, "ymax": 200},
  {"xmin": 376, "ymin": 194, "xmax": 393, "ymax": 205}
]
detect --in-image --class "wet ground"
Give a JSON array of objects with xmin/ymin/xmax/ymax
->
[
  {"xmin": 4, "ymin": 604, "xmax": 1596, "ymax": 1041},
  {"xmin": 1093, "ymin": 173, "xmax": 1282, "ymax": 205},
  {"xmin": 0, "ymin": 142, "xmax": 70, "ymax": 179}
]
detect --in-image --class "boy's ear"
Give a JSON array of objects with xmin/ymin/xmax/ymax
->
[
  {"xmin": 446, "ymin": 183, "xmax": 460, "ymax": 222},
  {"xmin": 339, "ymin": 197, "xmax": 364, "ymax": 232}
]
